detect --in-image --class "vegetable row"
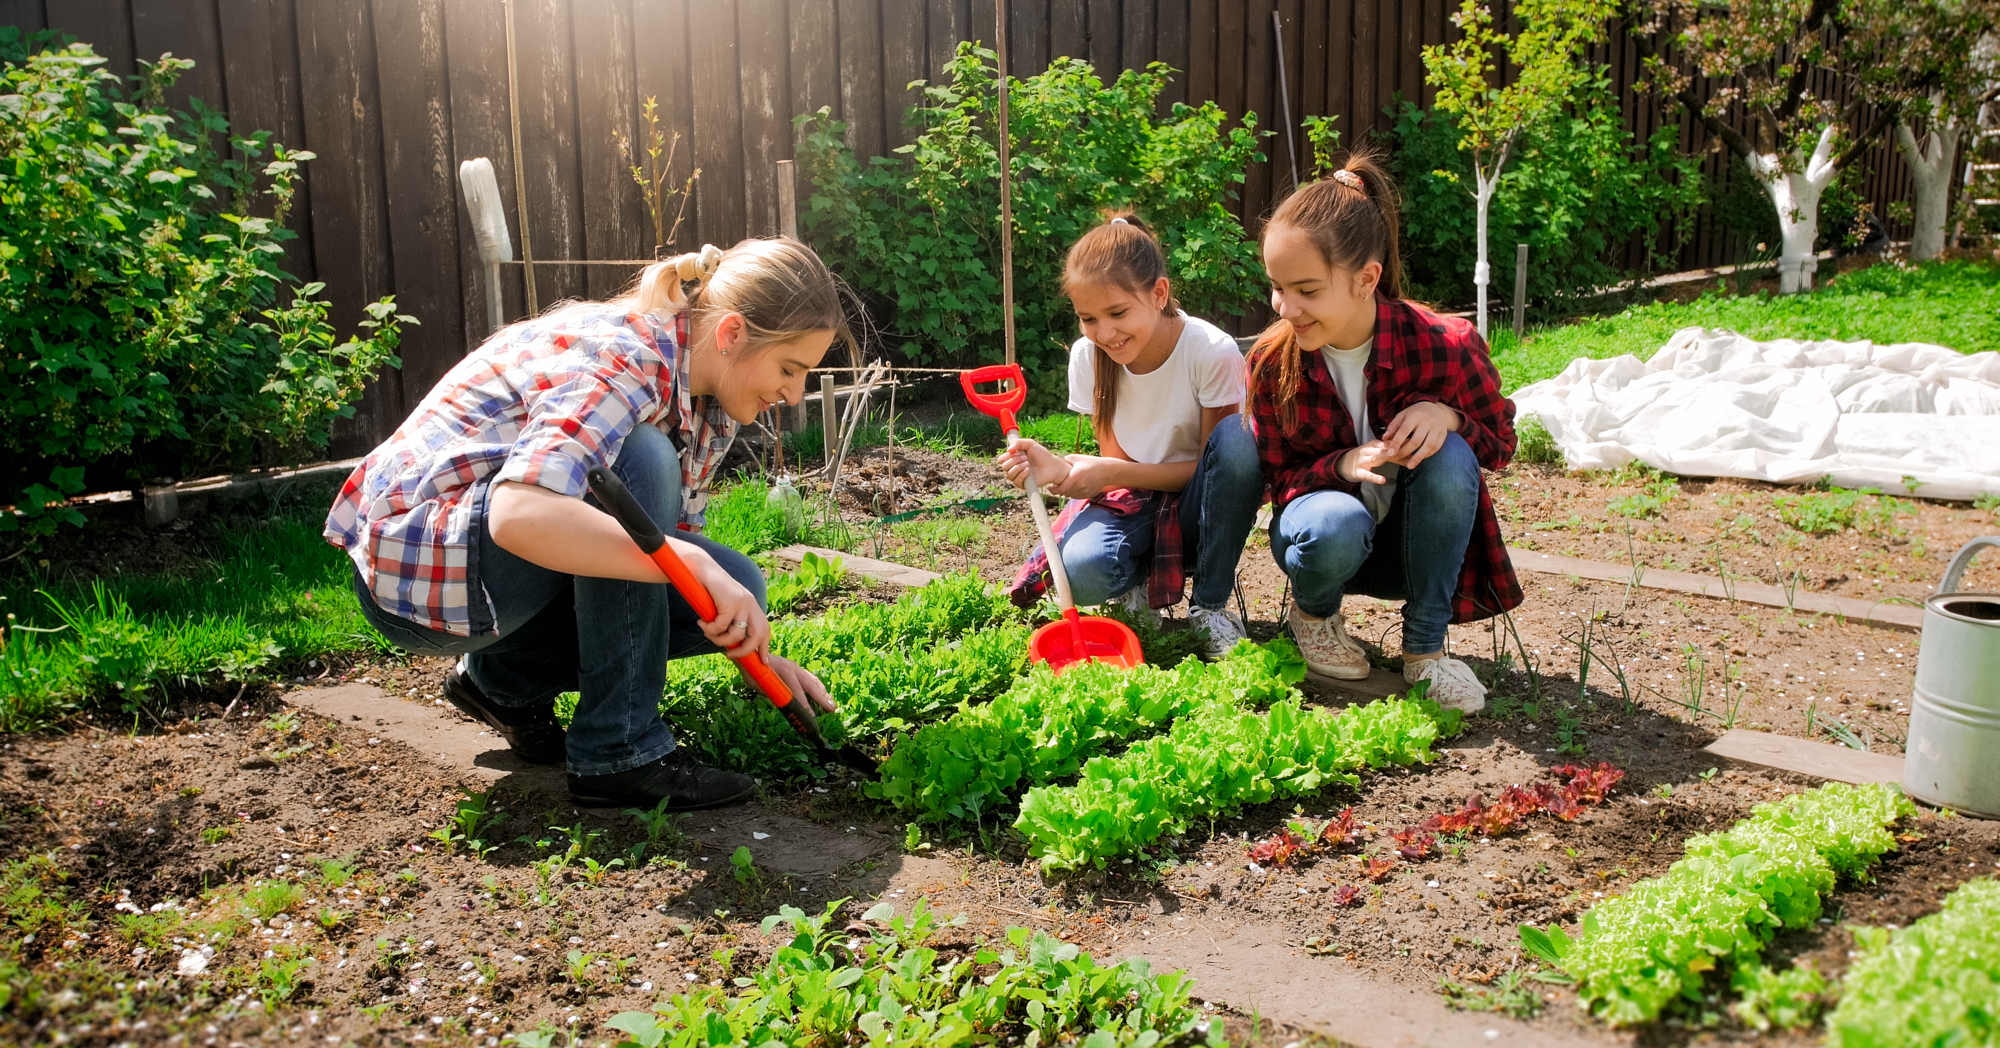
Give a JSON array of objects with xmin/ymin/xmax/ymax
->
[{"xmin": 1826, "ymin": 875, "xmax": 2000, "ymax": 1047}]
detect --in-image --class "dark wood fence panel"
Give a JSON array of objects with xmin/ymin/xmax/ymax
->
[{"xmin": 4, "ymin": 0, "xmax": 1924, "ymax": 451}]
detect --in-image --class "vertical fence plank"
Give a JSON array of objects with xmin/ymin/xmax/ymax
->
[
  {"xmin": 1298, "ymin": 0, "xmax": 1323, "ymax": 124},
  {"xmin": 836, "ymin": 0, "xmax": 884, "ymax": 157},
  {"xmin": 1155, "ymin": 0, "xmax": 1188, "ymax": 107},
  {"xmin": 790, "ymin": 0, "xmax": 840, "ymax": 136},
  {"xmin": 0, "ymin": 0, "xmax": 44, "ymax": 31},
  {"xmin": 1213, "ymin": 0, "xmax": 1243, "ymax": 124},
  {"xmin": 131, "ymin": 0, "xmax": 228, "ymax": 115},
  {"xmin": 1047, "ymin": 0, "xmax": 1083, "ymax": 62},
  {"xmin": 216, "ymin": 0, "xmax": 316, "ymax": 281},
  {"xmin": 1322, "ymin": 0, "xmax": 1348, "ymax": 133},
  {"xmin": 1349, "ymin": 0, "xmax": 1374, "ymax": 140},
  {"xmin": 295, "ymin": 0, "xmax": 401, "ymax": 450},
  {"xmin": 1007, "ymin": 0, "xmax": 1045, "ymax": 77},
  {"xmin": 740, "ymin": 0, "xmax": 793, "ymax": 233},
  {"xmin": 1373, "ymin": 0, "xmax": 1396, "ymax": 136},
  {"xmin": 372, "ymin": 0, "xmax": 467, "ymax": 408},
  {"xmin": 1240, "ymin": 0, "xmax": 1271, "ymax": 223},
  {"xmin": 632, "ymin": 0, "xmax": 696, "ymax": 258},
  {"xmin": 44, "ymin": 0, "xmax": 136, "ymax": 78},
  {"xmin": 924, "ymin": 0, "xmax": 962, "ymax": 85},
  {"xmin": 879, "ymin": 0, "xmax": 923, "ymax": 150},
  {"xmin": 571, "ymin": 0, "xmax": 646, "ymax": 288},
  {"xmin": 1120, "ymin": 0, "xmax": 1151, "ymax": 74},
  {"xmin": 445, "ymin": 0, "xmax": 526, "ymax": 343},
  {"xmin": 1084, "ymin": 0, "xmax": 1116, "ymax": 73},
  {"xmin": 514, "ymin": 0, "xmax": 586, "ymax": 304},
  {"xmin": 1396, "ymin": 0, "xmax": 1421, "ymax": 117}
]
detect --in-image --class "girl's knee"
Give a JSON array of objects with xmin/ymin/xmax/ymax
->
[
  {"xmin": 705, "ymin": 539, "xmax": 767, "ymax": 611},
  {"xmin": 1057, "ymin": 536, "xmax": 1125, "ymax": 606},
  {"xmin": 1417, "ymin": 431, "xmax": 1480, "ymax": 493},
  {"xmin": 1204, "ymin": 414, "xmax": 1262, "ymax": 479}
]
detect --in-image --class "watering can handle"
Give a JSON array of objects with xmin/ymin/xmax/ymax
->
[{"xmin": 1940, "ymin": 536, "xmax": 2000, "ymax": 595}]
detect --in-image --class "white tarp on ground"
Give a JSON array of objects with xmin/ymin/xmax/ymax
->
[{"xmin": 1511, "ymin": 327, "xmax": 2000, "ymax": 501}]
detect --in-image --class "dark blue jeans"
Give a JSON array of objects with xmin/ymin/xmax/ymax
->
[
  {"xmin": 1270, "ymin": 431, "xmax": 1480, "ymax": 654},
  {"xmin": 350, "ymin": 423, "xmax": 764, "ymax": 776},
  {"xmin": 1056, "ymin": 415, "xmax": 1262, "ymax": 611}
]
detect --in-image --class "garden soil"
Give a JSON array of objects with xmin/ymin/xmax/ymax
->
[{"xmin": 5, "ymin": 464, "xmax": 2000, "ymax": 1046}]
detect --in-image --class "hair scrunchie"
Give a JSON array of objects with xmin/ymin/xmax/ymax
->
[{"xmin": 1330, "ymin": 169, "xmax": 1364, "ymax": 191}]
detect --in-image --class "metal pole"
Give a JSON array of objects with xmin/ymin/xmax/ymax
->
[
  {"xmin": 1272, "ymin": 10, "xmax": 1299, "ymax": 189},
  {"xmin": 996, "ymin": 0, "xmax": 1016, "ymax": 367},
  {"xmin": 777, "ymin": 159, "xmax": 797, "ymax": 239},
  {"xmin": 504, "ymin": 0, "xmax": 537, "ymax": 316},
  {"xmin": 1512, "ymin": 243, "xmax": 1529, "ymax": 341}
]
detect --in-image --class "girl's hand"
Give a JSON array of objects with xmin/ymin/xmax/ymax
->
[
  {"xmin": 765, "ymin": 654, "xmax": 835, "ymax": 713},
  {"xmin": 996, "ymin": 438, "xmax": 1072, "ymax": 492},
  {"xmin": 1338, "ymin": 441, "xmax": 1400, "ymax": 485},
  {"xmin": 1380, "ymin": 401, "xmax": 1460, "ymax": 469},
  {"xmin": 1048, "ymin": 454, "xmax": 1120, "ymax": 498},
  {"xmin": 685, "ymin": 545, "xmax": 770, "ymax": 659}
]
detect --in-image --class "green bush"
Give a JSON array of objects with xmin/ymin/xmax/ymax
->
[
  {"xmin": 1390, "ymin": 73, "xmax": 1703, "ymax": 312},
  {"xmin": 0, "ymin": 34, "xmax": 409, "ymax": 535},
  {"xmin": 797, "ymin": 43, "xmax": 1265, "ymax": 402}
]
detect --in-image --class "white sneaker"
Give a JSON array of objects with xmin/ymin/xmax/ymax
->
[
  {"xmin": 1188, "ymin": 606, "xmax": 1250, "ymax": 660},
  {"xmin": 1286, "ymin": 606, "xmax": 1372, "ymax": 680},
  {"xmin": 1108, "ymin": 585, "xmax": 1161, "ymax": 631},
  {"xmin": 1403, "ymin": 655, "xmax": 1487, "ymax": 714}
]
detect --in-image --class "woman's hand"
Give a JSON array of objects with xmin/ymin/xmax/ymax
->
[
  {"xmin": 996, "ymin": 438, "xmax": 1072, "ymax": 492},
  {"xmin": 683, "ymin": 542, "xmax": 770, "ymax": 659},
  {"xmin": 1379, "ymin": 401, "xmax": 1460, "ymax": 469},
  {"xmin": 1338, "ymin": 441, "xmax": 1401, "ymax": 485},
  {"xmin": 1047, "ymin": 454, "xmax": 1122, "ymax": 498},
  {"xmin": 765, "ymin": 654, "xmax": 834, "ymax": 713}
]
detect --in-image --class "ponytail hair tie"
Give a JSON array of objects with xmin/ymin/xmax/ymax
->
[
  {"xmin": 1109, "ymin": 217, "xmax": 1130, "ymax": 226},
  {"xmin": 674, "ymin": 243, "xmax": 724, "ymax": 284},
  {"xmin": 1331, "ymin": 169, "xmax": 1364, "ymax": 191}
]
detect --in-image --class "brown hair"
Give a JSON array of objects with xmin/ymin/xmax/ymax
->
[
  {"xmin": 1061, "ymin": 211, "xmax": 1179, "ymax": 435},
  {"xmin": 1247, "ymin": 149, "xmax": 1402, "ymax": 433},
  {"xmin": 543, "ymin": 236, "xmax": 856, "ymax": 364}
]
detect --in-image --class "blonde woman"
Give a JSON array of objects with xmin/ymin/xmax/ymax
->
[{"xmin": 325, "ymin": 239, "xmax": 848, "ymax": 811}]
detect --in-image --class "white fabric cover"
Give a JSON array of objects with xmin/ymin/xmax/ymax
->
[{"xmin": 1511, "ymin": 327, "xmax": 2000, "ymax": 501}]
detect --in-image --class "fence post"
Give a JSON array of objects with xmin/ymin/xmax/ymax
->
[
  {"xmin": 777, "ymin": 159, "xmax": 797, "ymax": 239},
  {"xmin": 820, "ymin": 374, "xmax": 838, "ymax": 462},
  {"xmin": 1512, "ymin": 243, "xmax": 1529, "ymax": 341}
]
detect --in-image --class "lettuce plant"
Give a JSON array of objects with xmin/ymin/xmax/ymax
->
[{"xmin": 1825, "ymin": 877, "xmax": 2000, "ymax": 1047}]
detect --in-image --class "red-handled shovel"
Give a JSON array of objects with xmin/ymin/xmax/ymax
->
[
  {"xmin": 961, "ymin": 364, "xmax": 1143, "ymax": 673},
  {"xmin": 585, "ymin": 466, "xmax": 878, "ymax": 778}
]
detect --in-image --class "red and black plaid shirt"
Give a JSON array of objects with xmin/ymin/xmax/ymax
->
[{"xmin": 1246, "ymin": 296, "xmax": 1522, "ymax": 624}]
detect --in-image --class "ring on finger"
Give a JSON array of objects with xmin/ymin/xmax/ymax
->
[{"xmin": 733, "ymin": 620, "xmax": 748, "ymax": 631}]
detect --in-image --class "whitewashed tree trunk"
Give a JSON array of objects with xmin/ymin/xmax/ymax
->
[
  {"xmin": 1896, "ymin": 113, "xmax": 1964, "ymax": 262},
  {"xmin": 1470, "ymin": 138, "xmax": 1510, "ymax": 338},
  {"xmin": 1747, "ymin": 125, "xmax": 1839, "ymax": 294}
]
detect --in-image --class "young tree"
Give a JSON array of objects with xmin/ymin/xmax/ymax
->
[
  {"xmin": 1628, "ymin": 0, "xmax": 1897, "ymax": 293},
  {"xmin": 1425, "ymin": 0, "xmax": 1616, "ymax": 337}
]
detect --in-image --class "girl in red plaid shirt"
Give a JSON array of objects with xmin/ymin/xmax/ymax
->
[{"xmin": 1247, "ymin": 153, "xmax": 1522, "ymax": 712}]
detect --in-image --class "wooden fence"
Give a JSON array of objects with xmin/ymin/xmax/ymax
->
[{"xmin": 3, "ymin": 0, "xmax": 1914, "ymax": 453}]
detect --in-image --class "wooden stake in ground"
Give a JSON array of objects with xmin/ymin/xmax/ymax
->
[
  {"xmin": 886, "ymin": 374, "xmax": 898, "ymax": 515},
  {"xmin": 996, "ymin": 0, "xmax": 1015, "ymax": 367}
]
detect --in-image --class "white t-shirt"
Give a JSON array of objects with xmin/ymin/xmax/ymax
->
[
  {"xmin": 1067, "ymin": 313, "xmax": 1246, "ymax": 464},
  {"xmin": 1321, "ymin": 338, "xmax": 1396, "ymax": 521}
]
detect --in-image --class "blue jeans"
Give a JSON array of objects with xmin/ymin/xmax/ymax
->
[
  {"xmin": 1270, "ymin": 431, "xmax": 1480, "ymax": 654},
  {"xmin": 349, "ymin": 424, "xmax": 764, "ymax": 776},
  {"xmin": 1058, "ymin": 415, "xmax": 1262, "ymax": 611}
]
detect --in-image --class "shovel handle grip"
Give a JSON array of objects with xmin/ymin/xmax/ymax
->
[
  {"xmin": 960, "ymin": 364, "xmax": 1025, "ymax": 436},
  {"xmin": 586, "ymin": 466, "xmax": 798, "ymax": 712}
]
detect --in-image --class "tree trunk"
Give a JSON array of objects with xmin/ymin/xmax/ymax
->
[
  {"xmin": 1896, "ymin": 115, "xmax": 1964, "ymax": 262},
  {"xmin": 1471, "ymin": 142, "xmax": 1508, "ymax": 338},
  {"xmin": 1748, "ymin": 125, "xmax": 1840, "ymax": 294}
]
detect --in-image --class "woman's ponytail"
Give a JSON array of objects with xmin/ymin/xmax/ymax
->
[{"xmin": 635, "ymin": 243, "xmax": 725, "ymax": 316}]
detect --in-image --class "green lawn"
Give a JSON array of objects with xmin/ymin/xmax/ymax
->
[{"xmin": 1489, "ymin": 259, "xmax": 2000, "ymax": 392}]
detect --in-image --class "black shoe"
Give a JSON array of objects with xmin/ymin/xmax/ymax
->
[
  {"xmin": 442, "ymin": 662, "xmax": 567, "ymax": 766},
  {"xmin": 567, "ymin": 749, "xmax": 757, "ymax": 811}
]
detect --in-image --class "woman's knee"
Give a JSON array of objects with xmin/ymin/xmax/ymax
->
[
  {"xmin": 1202, "ymin": 414, "xmax": 1263, "ymax": 487},
  {"xmin": 610, "ymin": 424, "xmax": 684, "ymax": 523},
  {"xmin": 703, "ymin": 538, "xmax": 767, "ymax": 612},
  {"xmin": 1274, "ymin": 491, "xmax": 1373, "ymax": 571},
  {"xmin": 1409, "ymin": 431, "xmax": 1480, "ymax": 499}
]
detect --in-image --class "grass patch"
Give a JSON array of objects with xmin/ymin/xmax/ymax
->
[
  {"xmin": 786, "ymin": 411, "xmax": 1098, "ymax": 462},
  {"xmin": 1492, "ymin": 259, "xmax": 2000, "ymax": 392}
]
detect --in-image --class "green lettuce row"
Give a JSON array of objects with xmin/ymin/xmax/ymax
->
[
  {"xmin": 866, "ymin": 639, "xmax": 1309, "ymax": 824},
  {"xmin": 1825, "ymin": 877, "xmax": 2000, "ymax": 1048},
  {"xmin": 1533, "ymin": 781, "xmax": 1915, "ymax": 1027},
  {"xmin": 1014, "ymin": 690, "xmax": 1459, "ymax": 871}
]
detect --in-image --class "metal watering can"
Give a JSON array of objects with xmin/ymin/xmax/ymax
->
[{"xmin": 1904, "ymin": 536, "xmax": 2000, "ymax": 818}]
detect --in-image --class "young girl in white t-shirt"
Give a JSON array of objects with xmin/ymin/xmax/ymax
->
[{"xmin": 1001, "ymin": 213, "xmax": 1262, "ymax": 657}]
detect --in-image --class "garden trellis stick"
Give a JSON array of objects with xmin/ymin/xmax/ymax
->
[
  {"xmin": 1273, "ymin": 11, "xmax": 1300, "ymax": 188},
  {"xmin": 503, "ymin": 0, "xmax": 537, "ymax": 317}
]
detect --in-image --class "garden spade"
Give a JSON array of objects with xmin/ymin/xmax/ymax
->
[
  {"xmin": 961, "ymin": 364, "xmax": 1143, "ymax": 673},
  {"xmin": 585, "ymin": 466, "xmax": 879, "ymax": 779}
]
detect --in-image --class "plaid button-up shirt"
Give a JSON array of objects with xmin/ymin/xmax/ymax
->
[
  {"xmin": 1247, "ymin": 296, "xmax": 1522, "ymax": 623},
  {"xmin": 324, "ymin": 308, "xmax": 737, "ymax": 637}
]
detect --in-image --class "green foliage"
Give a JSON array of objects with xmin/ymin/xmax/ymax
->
[
  {"xmin": 1491, "ymin": 259, "xmax": 2000, "ymax": 393},
  {"xmin": 664, "ymin": 574, "xmax": 1031, "ymax": 783},
  {"xmin": 241, "ymin": 880, "xmax": 303, "ymax": 920},
  {"xmin": 1528, "ymin": 781, "xmax": 1915, "ymax": 1027},
  {"xmin": 1423, "ymin": 0, "xmax": 1614, "ymax": 167},
  {"xmin": 1514, "ymin": 415, "xmax": 1563, "ymax": 466},
  {"xmin": 705, "ymin": 479, "xmax": 850, "ymax": 555},
  {"xmin": 1607, "ymin": 474, "xmax": 1680, "ymax": 519},
  {"xmin": 1771, "ymin": 486, "xmax": 1914, "ymax": 535},
  {"xmin": 604, "ymin": 898, "xmax": 1222, "ymax": 1048},
  {"xmin": 797, "ymin": 44, "xmax": 1265, "ymax": 379},
  {"xmin": 1729, "ymin": 961, "xmax": 1826, "ymax": 1033},
  {"xmin": 1826, "ymin": 877, "xmax": 2000, "ymax": 1047},
  {"xmin": 1390, "ymin": 79, "xmax": 1703, "ymax": 310},
  {"xmin": 0, "ymin": 40, "xmax": 408, "ymax": 533},
  {"xmin": 1015, "ymin": 687, "xmax": 1459, "ymax": 870},
  {"xmin": 869, "ymin": 639, "xmax": 1309, "ymax": 825},
  {"xmin": 764, "ymin": 551, "xmax": 848, "ymax": 618}
]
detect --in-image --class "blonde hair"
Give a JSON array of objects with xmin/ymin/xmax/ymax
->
[{"xmin": 543, "ymin": 237, "xmax": 855, "ymax": 360}]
